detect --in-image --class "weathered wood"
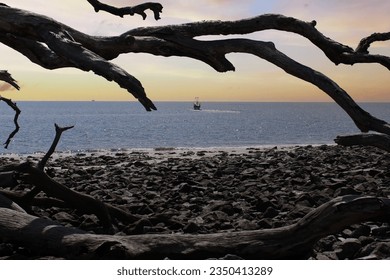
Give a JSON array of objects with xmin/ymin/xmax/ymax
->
[
  {"xmin": 38, "ymin": 124, "xmax": 74, "ymax": 170},
  {"xmin": 86, "ymin": 0, "xmax": 163, "ymax": 20},
  {"xmin": 0, "ymin": 70, "xmax": 19, "ymax": 90},
  {"xmin": 356, "ymin": 32, "xmax": 390, "ymax": 54},
  {"xmin": 0, "ymin": 171, "xmax": 17, "ymax": 188},
  {"xmin": 0, "ymin": 195, "xmax": 389, "ymax": 259},
  {"xmin": 0, "ymin": 95, "xmax": 21, "ymax": 148},
  {"xmin": 0, "ymin": 6, "xmax": 156, "ymax": 111},
  {"xmin": 335, "ymin": 133, "xmax": 390, "ymax": 152},
  {"xmin": 0, "ymin": 193, "xmax": 26, "ymax": 213}
]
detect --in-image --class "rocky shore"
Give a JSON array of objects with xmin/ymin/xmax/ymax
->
[{"xmin": 1, "ymin": 145, "xmax": 390, "ymax": 259}]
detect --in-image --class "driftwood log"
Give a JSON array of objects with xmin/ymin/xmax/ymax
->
[
  {"xmin": 335, "ymin": 134, "xmax": 390, "ymax": 152},
  {"xmin": 0, "ymin": 195, "xmax": 389, "ymax": 259}
]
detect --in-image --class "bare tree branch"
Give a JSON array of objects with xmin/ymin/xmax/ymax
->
[
  {"xmin": 38, "ymin": 123, "xmax": 74, "ymax": 170},
  {"xmin": 0, "ymin": 70, "xmax": 20, "ymax": 90},
  {"xmin": 0, "ymin": 96, "xmax": 21, "ymax": 148},
  {"xmin": 356, "ymin": 32, "xmax": 390, "ymax": 54},
  {"xmin": 123, "ymin": 14, "xmax": 390, "ymax": 70},
  {"xmin": 0, "ymin": 5, "xmax": 157, "ymax": 111},
  {"xmin": 86, "ymin": 0, "xmax": 163, "ymax": 20}
]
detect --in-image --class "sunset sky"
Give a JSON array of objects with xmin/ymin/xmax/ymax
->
[{"xmin": 1, "ymin": 0, "xmax": 390, "ymax": 103}]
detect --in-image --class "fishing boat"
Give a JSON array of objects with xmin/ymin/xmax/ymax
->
[{"xmin": 193, "ymin": 97, "xmax": 201, "ymax": 110}]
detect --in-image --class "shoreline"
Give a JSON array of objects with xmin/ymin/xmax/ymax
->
[
  {"xmin": 0, "ymin": 143, "xmax": 335, "ymax": 160},
  {"xmin": 1, "ymin": 144, "xmax": 389, "ymax": 259}
]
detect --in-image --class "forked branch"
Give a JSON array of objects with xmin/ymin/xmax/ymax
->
[{"xmin": 38, "ymin": 123, "xmax": 74, "ymax": 170}]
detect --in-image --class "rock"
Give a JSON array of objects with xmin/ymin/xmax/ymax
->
[
  {"xmin": 351, "ymin": 225, "xmax": 371, "ymax": 238},
  {"xmin": 236, "ymin": 219, "xmax": 258, "ymax": 231},
  {"xmin": 52, "ymin": 211, "xmax": 77, "ymax": 224},
  {"xmin": 219, "ymin": 254, "xmax": 244, "ymax": 260},
  {"xmin": 125, "ymin": 218, "xmax": 153, "ymax": 235},
  {"xmin": 358, "ymin": 242, "xmax": 390, "ymax": 259},
  {"xmin": 371, "ymin": 226, "xmax": 390, "ymax": 237},
  {"xmin": 263, "ymin": 206, "xmax": 279, "ymax": 218},
  {"xmin": 0, "ymin": 243, "xmax": 13, "ymax": 257},
  {"xmin": 316, "ymin": 235, "xmax": 338, "ymax": 251},
  {"xmin": 253, "ymin": 197, "xmax": 276, "ymax": 212},
  {"xmin": 334, "ymin": 187, "xmax": 361, "ymax": 196},
  {"xmin": 335, "ymin": 238, "xmax": 361, "ymax": 259},
  {"xmin": 183, "ymin": 222, "xmax": 202, "ymax": 233}
]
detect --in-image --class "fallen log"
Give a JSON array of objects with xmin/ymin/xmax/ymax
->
[
  {"xmin": 335, "ymin": 133, "xmax": 390, "ymax": 152},
  {"xmin": 0, "ymin": 195, "xmax": 389, "ymax": 259}
]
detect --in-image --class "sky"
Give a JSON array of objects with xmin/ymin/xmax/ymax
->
[{"xmin": 1, "ymin": 0, "xmax": 390, "ymax": 103}]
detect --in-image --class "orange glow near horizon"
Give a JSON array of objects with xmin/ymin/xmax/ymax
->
[{"xmin": 1, "ymin": 1, "xmax": 390, "ymax": 103}]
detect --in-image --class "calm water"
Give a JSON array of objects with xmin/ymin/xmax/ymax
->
[{"xmin": 1, "ymin": 101, "xmax": 389, "ymax": 154}]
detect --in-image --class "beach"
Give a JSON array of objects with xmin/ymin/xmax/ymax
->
[{"xmin": 1, "ymin": 144, "xmax": 390, "ymax": 259}]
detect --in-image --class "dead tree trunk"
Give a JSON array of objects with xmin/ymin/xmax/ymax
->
[{"xmin": 0, "ymin": 195, "xmax": 389, "ymax": 259}]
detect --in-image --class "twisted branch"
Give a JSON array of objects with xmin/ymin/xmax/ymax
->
[
  {"xmin": 0, "ymin": 96, "xmax": 21, "ymax": 149},
  {"xmin": 0, "ymin": 70, "xmax": 20, "ymax": 90},
  {"xmin": 86, "ymin": 0, "xmax": 163, "ymax": 20},
  {"xmin": 356, "ymin": 32, "xmax": 390, "ymax": 54}
]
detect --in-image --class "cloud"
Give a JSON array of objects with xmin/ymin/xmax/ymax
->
[
  {"xmin": 0, "ymin": 82, "xmax": 15, "ymax": 91},
  {"xmin": 271, "ymin": 0, "xmax": 390, "ymax": 45}
]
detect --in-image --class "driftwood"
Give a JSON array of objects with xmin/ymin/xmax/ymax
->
[
  {"xmin": 0, "ymin": 70, "xmax": 19, "ymax": 90},
  {"xmin": 86, "ymin": 0, "xmax": 163, "ymax": 20},
  {"xmin": 0, "ymin": 195, "xmax": 389, "ymax": 259},
  {"xmin": 335, "ymin": 134, "xmax": 390, "ymax": 152},
  {"xmin": 0, "ymin": 71, "xmax": 20, "ymax": 148}
]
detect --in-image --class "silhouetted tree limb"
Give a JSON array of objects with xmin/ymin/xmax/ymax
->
[
  {"xmin": 0, "ymin": 95, "xmax": 21, "ymax": 148},
  {"xmin": 0, "ymin": 5, "xmax": 156, "ymax": 111},
  {"xmin": 38, "ymin": 124, "xmax": 74, "ymax": 170},
  {"xmin": 86, "ymin": 0, "xmax": 163, "ymax": 20},
  {"xmin": 356, "ymin": 32, "xmax": 390, "ymax": 54},
  {"xmin": 0, "ymin": 70, "xmax": 20, "ymax": 90}
]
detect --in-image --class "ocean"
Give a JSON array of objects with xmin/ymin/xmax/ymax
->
[{"xmin": 1, "ymin": 101, "xmax": 389, "ymax": 155}]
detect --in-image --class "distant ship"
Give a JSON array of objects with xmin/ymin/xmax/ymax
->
[{"xmin": 193, "ymin": 97, "xmax": 201, "ymax": 110}]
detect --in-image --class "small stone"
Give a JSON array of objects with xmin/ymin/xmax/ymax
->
[
  {"xmin": 351, "ymin": 225, "xmax": 371, "ymax": 238},
  {"xmin": 336, "ymin": 238, "xmax": 361, "ymax": 259},
  {"xmin": 263, "ymin": 206, "xmax": 279, "ymax": 218},
  {"xmin": 236, "ymin": 219, "xmax": 258, "ymax": 231},
  {"xmin": 183, "ymin": 222, "xmax": 201, "ymax": 233}
]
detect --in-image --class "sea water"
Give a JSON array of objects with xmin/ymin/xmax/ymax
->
[{"xmin": 1, "ymin": 101, "xmax": 389, "ymax": 154}]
